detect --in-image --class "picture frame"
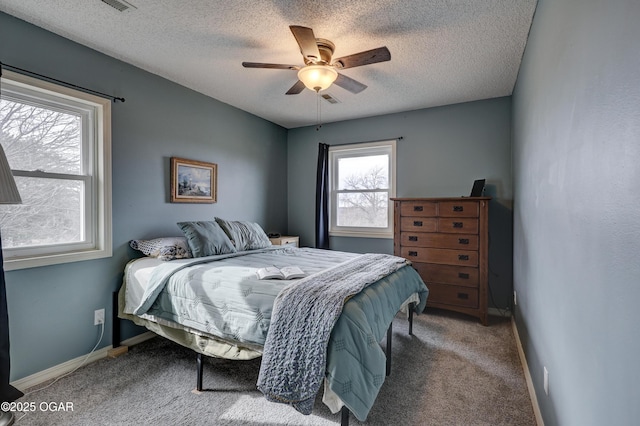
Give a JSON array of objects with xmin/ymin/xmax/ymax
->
[{"xmin": 170, "ymin": 157, "xmax": 217, "ymax": 203}]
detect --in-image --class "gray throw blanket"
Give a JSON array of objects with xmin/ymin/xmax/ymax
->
[{"xmin": 256, "ymin": 253, "xmax": 409, "ymax": 415}]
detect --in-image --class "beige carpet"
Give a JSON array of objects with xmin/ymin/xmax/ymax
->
[{"xmin": 14, "ymin": 309, "xmax": 536, "ymax": 425}]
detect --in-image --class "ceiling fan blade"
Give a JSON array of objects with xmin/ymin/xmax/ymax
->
[
  {"xmin": 290, "ymin": 25, "xmax": 321, "ymax": 63},
  {"xmin": 242, "ymin": 62, "xmax": 300, "ymax": 70},
  {"xmin": 332, "ymin": 46, "xmax": 391, "ymax": 69},
  {"xmin": 334, "ymin": 73, "xmax": 367, "ymax": 94},
  {"xmin": 285, "ymin": 80, "xmax": 306, "ymax": 95}
]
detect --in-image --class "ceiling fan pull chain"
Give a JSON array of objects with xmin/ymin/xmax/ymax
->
[{"xmin": 316, "ymin": 91, "xmax": 322, "ymax": 131}]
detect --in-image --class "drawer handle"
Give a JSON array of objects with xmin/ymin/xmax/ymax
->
[
  {"xmin": 457, "ymin": 293, "xmax": 469, "ymax": 300},
  {"xmin": 413, "ymin": 220, "xmax": 423, "ymax": 227},
  {"xmin": 453, "ymin": 205, "xmax": 464, "ymax": 212},
  {"xmin": 458, "ymin": 254, "xmax": 469, "ymax": 261},
  {"xmin": 408, "ymin": 236, "xmax": 418, "ymax": 242},
  {"xmin": 413, "ymin": 206, "xmax": 424, "ymax": 212},
  {"xmin": 408, "ymin": 251, "xmax": 418, "ymax": 257},
  {"xmin": 458, "ymin": 238, "xmax": 469, "ymax": 245},
  {"xmin": 458, "ymin": 272, "xmax": 470, "ymax": 279},
  {"xmin": 453, "ymin": 222, "xmax": 463, "ymax": 228}
]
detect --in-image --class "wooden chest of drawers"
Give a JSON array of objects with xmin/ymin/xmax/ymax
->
[{"xmin": 392, "ymin": 197, "xmax": 490, "ymax": 325}]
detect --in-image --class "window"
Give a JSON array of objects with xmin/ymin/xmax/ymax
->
[
  {"xmin": 329, "ymin": 140, "xmax": 396, "ymax": 238},
  {"xmin": 0, "ymin": 70, "xmax": 112, "ymax": 270}
]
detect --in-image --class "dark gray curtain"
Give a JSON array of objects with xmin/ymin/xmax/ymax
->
[
  {"xmin": 315, "ymin": 143, "xmax": 330, "ymax": 249},
  {"xmin": 1, "ymin": 231, "xmax": 23, "ymax": 404}
]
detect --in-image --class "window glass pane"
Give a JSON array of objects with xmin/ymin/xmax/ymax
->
[
  {"xmin": 336, "ymin": 192, "xmax": 389, "ymax": 228},
  {"xmin": 337, "ymin": 154, "xmax": 388, "ymax": 190},
  {"xmin": 0, "ymin": 97, "xmax": 82, "ymax": 174},
  {"xmin": 0, "ymin": 176, "xmax": 83, "ymax": 248}
]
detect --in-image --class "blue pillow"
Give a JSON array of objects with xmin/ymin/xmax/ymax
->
[
  {"xmin": 215, "ymin": 218, "xmax": 272, "ymax": 251},
  {"xmin": 177, "ymin": 221, "xmax": 236, "ymax": 257}
]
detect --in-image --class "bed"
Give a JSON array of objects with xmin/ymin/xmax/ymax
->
[{"xmin": 116, "ymin": 219, "xmax": 429, "ymax": 424}]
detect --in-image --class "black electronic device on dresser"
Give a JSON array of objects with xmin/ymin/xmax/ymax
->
[{"xmin": 470, "ymin": 179, "xmax": 486, "ymax": 197}]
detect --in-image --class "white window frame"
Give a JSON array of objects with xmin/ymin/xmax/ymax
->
[
  {"xmin": 328, "ymin": 140, "xmax": 396, "ymax": 239},
  {"xmin": 1, "ymin": 70, "xmax": 112, "ymax": 271}
]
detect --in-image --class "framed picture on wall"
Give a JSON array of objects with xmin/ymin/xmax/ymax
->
[{"xmin": 170, "ymin": 157, "xmax": 217, "ymax": 203}]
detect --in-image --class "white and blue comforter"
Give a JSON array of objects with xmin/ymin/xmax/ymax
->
[{"xmin": 126, "ymin": 246, "xmax": 428, "ymax": 421}]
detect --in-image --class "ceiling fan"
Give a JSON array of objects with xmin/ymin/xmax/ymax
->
[{"xmin": 242, "ymin": 25, "xmax": 391, "ymax": 95}]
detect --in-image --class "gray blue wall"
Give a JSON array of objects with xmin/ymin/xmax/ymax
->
[
  {"xmin": 512, "ymin": 0, "xmax": 640, "ymax": 424},
  {"xmin": 287, "ymin": 98, "xmax": 514, "ymax": 309},
  {"xmin": 1, "ymin": 12, "xmax": 288, "ymax": 380}
]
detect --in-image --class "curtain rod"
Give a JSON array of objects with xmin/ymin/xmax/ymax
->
[
  {"xmin": 0, "ymin": 61, "xmax": 125, "ymax": 103},
  {"xmin": 324, "ymin": 136, "xmax": 403, "ymax": 146}
]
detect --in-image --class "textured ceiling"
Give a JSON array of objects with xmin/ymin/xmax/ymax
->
[{"xmin": 0, "ymin": 0, "xmax": 537, "ymax": 129}]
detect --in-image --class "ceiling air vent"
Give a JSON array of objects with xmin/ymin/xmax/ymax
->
[
  {"xmin": 100, "ymin": 0, "xmax": 136, "ymax": 12},
  {"xmin": 321, "ymin": 93, "xmax": 340, "ymax": 104}
]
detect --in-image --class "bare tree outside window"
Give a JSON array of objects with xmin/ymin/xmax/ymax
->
[
  {"xmin": 0, "ymin": 97, "xmax": 84, "ymax": 248},
  {"xmin": 337, "ymin": 161, "xmax": 389, "ymax": 228}
]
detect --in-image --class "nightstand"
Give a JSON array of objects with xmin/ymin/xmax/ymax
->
[{"xmin": 269, "ymin": 235, "xmax": 299, "ymax": 247}]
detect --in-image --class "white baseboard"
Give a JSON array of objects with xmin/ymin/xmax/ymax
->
[
  {"xmin": 511, "ymin": 316, "xmax": 544, "ymax": 426},
  {"xmin": 10, "ymin": 331, "xmax": 156, "ymax": 392}
]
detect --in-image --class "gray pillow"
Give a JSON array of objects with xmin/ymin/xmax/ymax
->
[
  {"xmin": 214, "ymin": 218, "xmax": 272, "ymax": 251},
  {"xmin": 177, "ymin": 221, "xmax": 237, "ymax": 257}
]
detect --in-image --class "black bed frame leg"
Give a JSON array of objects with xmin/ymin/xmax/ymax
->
[
  {"xmin": 107, "ymin": 290, "xmax": 128, "ymax": 358},
  {"xmin": 408, "ymin": 302, "xmax": 415, "ymax": 336},
  {"xmin": 386, "ymin": 321, "xmax": 392, "ymax": 376},
  {"xmin": 341, "ymin": 406, "xmax": 350, "ymax": 426},
  {"xmin": 196, "ymin": 352, "xmax": 204, "ymax": 391},
  {"xmin": 112, "ymin": 290, "xmax": 120, "ymax": 346}
]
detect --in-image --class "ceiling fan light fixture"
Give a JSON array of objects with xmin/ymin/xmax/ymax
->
[{"xmin": 297, "ymin": 65, "xmax": 338, "ymax": 92}]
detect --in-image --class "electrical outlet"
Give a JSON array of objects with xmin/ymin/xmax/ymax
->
[
  {"xmin": 94, "ymin": 308, "xmax": 105, "ymax": 325},
  {"xmin": 514, "ymin": 290, "xmax": 517, "ymax": 306},
  {"xmin": 543, "ymin": 366, "xmax": 549, "ymax": 395}
]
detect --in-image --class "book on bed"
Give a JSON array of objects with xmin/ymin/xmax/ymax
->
[{"xmin": 256, "ymin": 266, "xmax": 305, "ymax": 280}]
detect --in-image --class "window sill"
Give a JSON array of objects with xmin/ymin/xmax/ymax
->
[
  {"xmin": 3, "ymin": 247, "xmax": 112, "ymax": 271},
  {"xmin": 329, "ymin": 230, "xmax": 393, "ymax": 239}
]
